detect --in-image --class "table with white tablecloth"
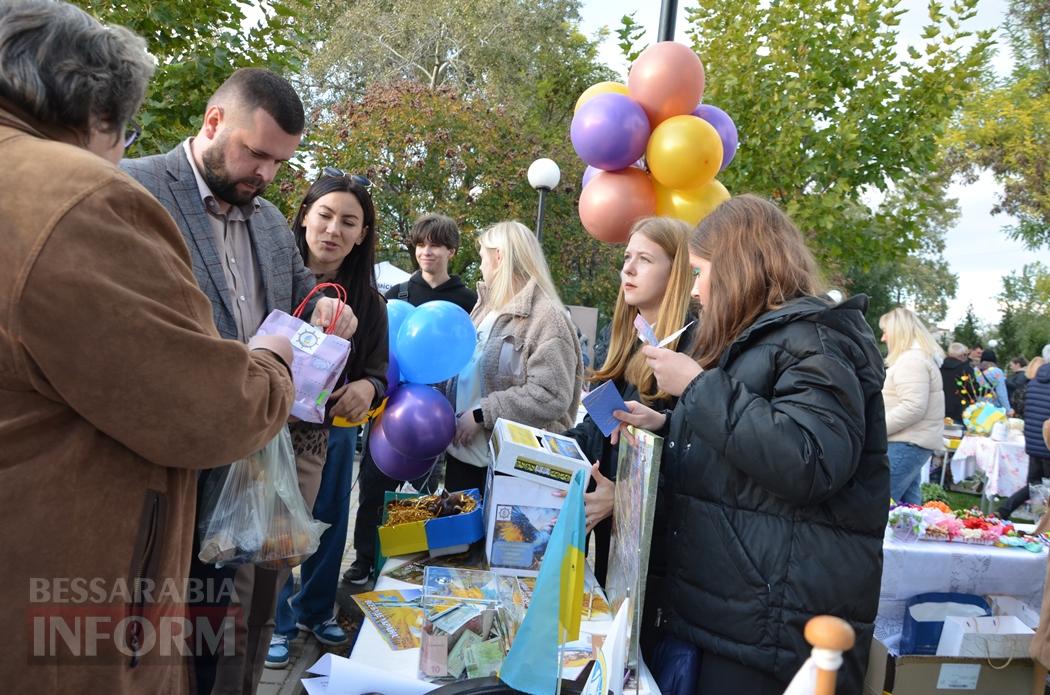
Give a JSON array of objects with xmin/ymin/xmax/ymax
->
[
  {"xmin": 949, "ymin": 435, "xmax": 1029, "ymax": 498},
  {"xmin": 344, "ymin": 557, "xmax": 660, "ymax": 694},
  {"xmin": 875, "ymin": 528, "xmax": 1047, "ymax": 645}
]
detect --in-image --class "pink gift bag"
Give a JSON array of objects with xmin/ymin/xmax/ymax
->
[{"xmin": 255, "ymin": 283, "xmax": 352, "ymax": 423}]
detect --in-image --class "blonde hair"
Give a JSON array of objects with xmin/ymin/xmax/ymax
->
[
  {"xmin": 591, "ymin": 217, "xmax": 693, "ymax": 404},
  {"xmin": 1027, "ymin": 357, "xmax": 1045, "ymax": 380},
  {"xmin": 477, "ymin": 220, "xmax": 565, "ymax": 316},
  {"xmin": 689, "ymin": 195, "xmax": 824, "ymax": 369},
  {"xmin": 879, "ymin": 307, "xmax": 944, "ymax": 366}
]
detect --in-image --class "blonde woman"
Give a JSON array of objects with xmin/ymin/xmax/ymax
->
[
  {"xmin": 566, "ymin": 217, "xmax": 693, "ymax": 579},
  {"xmin": 880, "ymin": 307, "xmax": 945, "ymax": 505},
  {"xmin": 444, "ymin": 221, "xmax": 584, "ymax": 492}
]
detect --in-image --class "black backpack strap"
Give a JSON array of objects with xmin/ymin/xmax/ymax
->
[{"xmin": 398, "ymin": 282, "xmax": 409, "ymax": 301}]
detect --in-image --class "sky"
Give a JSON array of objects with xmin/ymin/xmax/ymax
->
[{"xmin": 577, "ymin": 0, "xmax": 1029, "ymax": 331}]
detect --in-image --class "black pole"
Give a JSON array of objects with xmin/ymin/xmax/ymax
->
[
  {"xmin": 658, "ymin": 0, "xmax": 678, "ymax": 42},
  {"xmin": 535, "ymin": 188, "xmax": 548, "ymax": 243}
]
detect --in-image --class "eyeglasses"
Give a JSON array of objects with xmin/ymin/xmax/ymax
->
[
  {"xmin": 321, "ymin": 166, "xmax": 371, "ymax": 189},
  {"xmin": 123, "ymin": 121, "xmax": 142, "ymax": 149}
]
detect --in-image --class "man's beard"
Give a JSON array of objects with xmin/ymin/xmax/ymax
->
[{"xmin": 201, "ymin": 139, "xmax": 265, "ymax": 207}]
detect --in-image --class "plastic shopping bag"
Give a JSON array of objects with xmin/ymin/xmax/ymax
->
[
  {"xmin": 254, "ymin": 282, "xmax": 352, "ymax": 423},
  {"xmin": 198, "ymin": 427, "xmax": 329, "ymax": 569}
]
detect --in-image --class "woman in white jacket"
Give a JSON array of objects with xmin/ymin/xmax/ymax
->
[{"xmin": 881, "ymin": 307, "xmax": 946, "ymax": 504}]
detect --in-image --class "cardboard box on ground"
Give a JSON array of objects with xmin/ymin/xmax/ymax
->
[
  {"xmin": 866, "ymin": 593, "xmax": 1040, "ymax": 694},
  {"xmin": 485, "ymin": 418, "xmax": 592, "ymax": 577},
  {"xmin": 864, "ymin": 636, "xmax": 1035, "ymax": 695}
]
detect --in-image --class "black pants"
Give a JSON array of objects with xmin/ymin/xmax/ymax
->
[
  {"xmin": 188, "ymin": 470, "xmax": 239, "ymax": 695},
  {"xmin": 351, "ymin": 426, "xmax": 398, "ymax": 565},
  {"xmin": 999, "ymin": 455, "xmax": 1050, "ymax": 518},
  {"xmin": 695, "ymin": 652, "xmax": 784, "ymax": 695},
  {"xmin": 443, "ymin": 453, "xmax": 489, "ymax": 495}
]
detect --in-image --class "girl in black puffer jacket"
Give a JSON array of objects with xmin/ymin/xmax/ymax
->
[{"xmin": 615, "ymin": 195, "xmax": 889, "ymax": 694}]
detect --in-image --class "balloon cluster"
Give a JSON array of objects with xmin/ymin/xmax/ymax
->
[
  {"xmin": 370, "ymin": 300, "xmax": 476, "ymax": 481},
  {"xmin": 571, "ymin": 42, "xmax": 738, "ymax": 243}
]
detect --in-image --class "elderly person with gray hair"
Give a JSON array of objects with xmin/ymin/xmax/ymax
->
[
  {"xmin": 940, "ymin": 341, "xmax": 975, "ymax": 424},
  {"xmin": 0, "ymin": 1, "xmax": 299, "ymax": 692}
]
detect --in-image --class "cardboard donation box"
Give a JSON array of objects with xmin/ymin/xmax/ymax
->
[
  {"xmin": 484, "ymin": 419, "xmax": 591, "ymax": 576},
  {"xmin": 378, "ymin": 489, "xmax": 484, "ymax": 558},
  {"xmin": 864, "ymin": 635, "xmax": 1035, "ymax": 695}
]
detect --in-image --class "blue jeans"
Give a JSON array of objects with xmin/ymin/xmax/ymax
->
[
  {"xmin": 275, "ymin": 425, "xmax": 359, "ymax": 635},
  {"xmin": 888, "ymin": 442, "xmax": 931, "ymax": 505}
]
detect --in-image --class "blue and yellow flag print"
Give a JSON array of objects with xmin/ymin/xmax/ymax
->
[{"xmin": 500, "ymin": 469, "xmax": 587, "ymax": 695}]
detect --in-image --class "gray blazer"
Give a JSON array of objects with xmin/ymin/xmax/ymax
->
[{"xmin": 121, "ymin": 145, "xmax": 316, "ymax": 340}]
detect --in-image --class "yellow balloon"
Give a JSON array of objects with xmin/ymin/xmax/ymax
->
[
  {"xmin": 655, "ymin": 180, "xmax": 731, "ymax": 226},
  {"xmin": 575, "ymin": 81, "xmax": 630, "ymax": 112},
  {"xmin": 646, "ymin": 115, "xmax": 723, "ymax": 190}
]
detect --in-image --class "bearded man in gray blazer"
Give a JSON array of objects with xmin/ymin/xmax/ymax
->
[{"xmin": 122, "ymin": 68, "xmax": 357, "ymax": 695}]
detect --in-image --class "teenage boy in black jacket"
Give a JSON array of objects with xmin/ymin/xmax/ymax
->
[{"xmin": 344, "ymin": 214, "xmax": 477, "ymax": 584}]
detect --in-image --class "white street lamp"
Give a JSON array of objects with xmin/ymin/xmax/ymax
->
[{"xmin": 527, "ymin": 158, "xmax": 560, "ymax": 243}]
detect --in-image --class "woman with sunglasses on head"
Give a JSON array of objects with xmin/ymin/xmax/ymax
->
[
  {"xmin": 268, "ymin": 169, "xmax": 388, "ymax": 666},
  {"xmin": 613, "ymin": 195, "xmax": 888, "ymax": 694}
]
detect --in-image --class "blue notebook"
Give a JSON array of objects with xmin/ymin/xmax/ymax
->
[{"xmin": 582, "ymin": 380, "xmax": 629, "ymax": 437}]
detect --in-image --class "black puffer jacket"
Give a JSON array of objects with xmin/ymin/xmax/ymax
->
[{"xmin": 659, "ymin": 295, "xmax": 888, "ymax": 691}]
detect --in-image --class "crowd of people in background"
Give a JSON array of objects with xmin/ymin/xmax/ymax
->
[{"xmin": 3, "ymin": 3, "xmax": 1050, "ymax": 695}]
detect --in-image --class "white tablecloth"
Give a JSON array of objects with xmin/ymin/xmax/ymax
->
[
  {"xmin": 949, "ymin": 435, "xmax": 1029, "ymax": 498},
  {"xmin": 875, "ymin": 528, "xmax": 1047, "ymax": 643},
  {"xmin": 348, "ymin": 557, "xmax": 660, "ymax": 693}
]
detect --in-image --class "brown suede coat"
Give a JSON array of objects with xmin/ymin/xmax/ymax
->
[{"xmin": 0, "ymin": 103, "xmax": 294, "ymax": 693}]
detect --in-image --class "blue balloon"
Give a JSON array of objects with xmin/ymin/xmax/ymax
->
[
  {"xmin": 386, "ymin": 299, "xmax": 414, "ymax": 347},
  {"xmin": 396, "ymin": 301, "xmax": 476, "ymax": 384}
]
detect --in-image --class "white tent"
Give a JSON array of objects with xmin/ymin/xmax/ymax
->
[{"xmin": 374, "ymin": 261, "xmax": 413, "ymax": 295}]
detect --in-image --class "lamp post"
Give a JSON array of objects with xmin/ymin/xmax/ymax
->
[
  {"xmin": 658, "ymin": 0, "xmax": 678, "ymax": 41},
  {"xmin": 527, "ymin": 158, "xmax": 560, "ymax": 244}
]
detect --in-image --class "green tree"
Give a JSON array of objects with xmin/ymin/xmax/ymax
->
[
  {"xmin": 300, "ymin": 82, "xmax": 621, "ymax": 310},
  {"xmin": 953, "ymin": 305, "xmax": 983, "ymax": 348},
  {"xmin": 945, "ymin": 0, "xmax": 1050, "ymax": 248},
  {"xmin": 681, "ymin": 0, "xmax": 992, "ymax": 305},
  {"xmin": 997, "ymin": 262, "xmax": 1050, "ymax": 357},
  {"xmin": 297, "ymin": 0, "xmax": 623, "ymax": 314},
  {"xmin": 78, "ymin": 0, "xmax": 312, "ymax": 153}
]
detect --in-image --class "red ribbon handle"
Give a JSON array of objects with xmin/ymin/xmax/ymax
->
[{"xmin": 292, "ymin": 282, "xmax": 349, "ymax": 335}]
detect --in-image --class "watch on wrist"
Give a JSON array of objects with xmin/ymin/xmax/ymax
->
[{"xmin": 472, "ymin": 408, "xmax": 484, "ymax": 424}]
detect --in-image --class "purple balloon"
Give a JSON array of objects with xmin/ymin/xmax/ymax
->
[
  {"xmin": 381, "ymin": 383, "xmax": 456, "ymax": 459},
  {"xmin": 582, "ymin": 160, "xmax": 646, "ymax": 189},
  {"xmin": 369, "ymin": 417, "xmax": 437, "ymax": 481},
  {"xmin": 571, "ymin": 93, "xmax": 651, "ymax": 171},
  {"xmin": 692, "ymin": 104, "xmax": 738, "ymax": 171},
  {"xmin": 582, "ymin": 165, "xmax": 600, "ymax": 188},
  {"xmin": 384, "ymin": 351, "xmax": 401, "ymax": 398}
]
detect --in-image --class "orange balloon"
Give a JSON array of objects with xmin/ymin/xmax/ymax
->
[
  {"xmin": 575, "ymin": 81, "xmax": 630, "ymax": 112},
  {"xmin": 646, "ymin": 115, "xmax": 723, "ymax": 190},
  {"xmin": 628, "ymin": 42, "xmax": 705, "ymax": 127},
  {"xmin": 654, "ymin": 179, "xmax": 731, "ymax": 226},
  {"xmin": 578, "ymin": 168, "xmax": 655, "ymax": 243}
]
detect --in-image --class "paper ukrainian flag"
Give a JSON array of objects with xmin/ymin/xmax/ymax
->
[{"xmin": 500, "ymin": 468, "xmax": 587, "ymax": 695}]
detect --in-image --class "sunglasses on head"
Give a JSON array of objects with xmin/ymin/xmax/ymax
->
[
  {"xmin": 321, "ymin": 166, "xmax": 371, "ymax": 189},
  {"xmin": 123, "ymin": 120, "xmax": 142, "ymax": 149}
]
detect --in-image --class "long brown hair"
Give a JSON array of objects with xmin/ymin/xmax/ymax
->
[
  {"xmin": 591, "ymin": 217, "xmax": 693, "ymax": 404},
  {"xmin": 690, "ymin": 195, "xmax": 824, "ymax": 369}
]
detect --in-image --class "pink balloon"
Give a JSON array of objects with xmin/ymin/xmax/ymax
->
[
  {"xmin": 628, "ymin": 42, "xmax": 705, "ymax": 127},
  {"xmin": 578, "ymin": 168, "xmax": 656, "ymax": 243}
]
